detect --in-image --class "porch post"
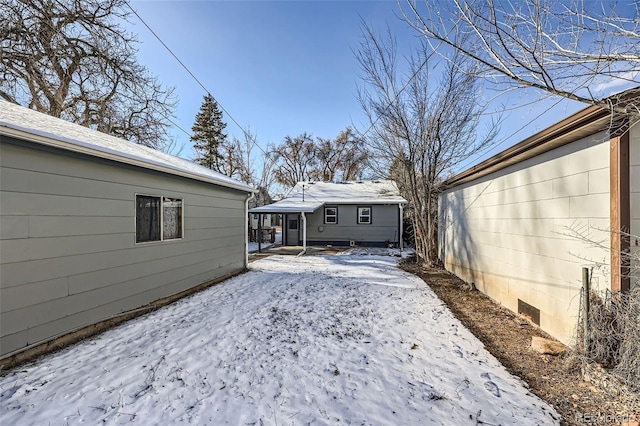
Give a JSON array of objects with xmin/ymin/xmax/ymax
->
[
  {"xmin": 301, "ymin": 212, "xmax": 307, "ymax": 252},
  {"xmin": 245, "ymin": 195, "xmax": 250, "ymax": 267},
  {"xmin": 258, "ymin": 213, "xmax": 262, "ymax": 253},
  {"xmin": 399, "ymin": 203, "xmax": 404, "ymax": 251}
]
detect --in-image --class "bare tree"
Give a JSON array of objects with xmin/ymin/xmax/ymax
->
[
  {"xmin": 0, "ymin": 0, "xmax": 176, "ymax": 149},
  {"xmin": 400, "ymin": 0, "xmax": 640, "ymax": 127},
  {"xmin": 311, "ymin": 127, "xmax": 369, "ymax": 182},
  {"xmin": 356, "ymin": 24, "xmax": 498, "ymax": 264},
  {"xmin": 270, "ymin": 133, "xmax": 317, "ymax": 189},
  {"xmin": 218, "ymin": 136, "xmax": 251, "ymax": 182}
]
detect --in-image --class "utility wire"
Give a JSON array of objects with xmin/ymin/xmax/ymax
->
[
  {"xmin": 354, "ymin": 56, "xmax": 430, "ymax": 143},
  {"xmin": 124, "ymin": 0, "xmax": 271, "ymax": 159},
  {"xmin": 46, "ymin": 0, "xmax": 193, "ymax": 145},
  {"xmin": 453, "ymin": 95, "xmax": 568, "ymax": 172}
]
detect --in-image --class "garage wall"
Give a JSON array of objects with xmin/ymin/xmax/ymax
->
[
  {"xmin": 439, "ymin": 131, "xmax": 611, "ymax": 344},
  {"xmin": 0, "ymin": 138, "xmax": 248, "ymax": 357}
]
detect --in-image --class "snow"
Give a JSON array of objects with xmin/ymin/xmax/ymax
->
[
  {"xmin": 0, "ymin": 252, "xmax": 559, "ymax": 425},
  {"xmin": 249, "ymin": 181, "xmax": 407, "ymax": 214},
  {"xmin": 0, "ymin": 101, "xmax": 254, "ymax": 193},
  {"xmin": 248, "ymin": 231, "xmax": 282, "ymax": 253}
]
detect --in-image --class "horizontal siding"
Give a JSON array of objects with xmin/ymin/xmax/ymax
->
[
  {"xmin": 4, "ymin": 144, "xmax": 244, "ymax": 201},
  {"xmin": 304, "ymin": 204, "xmax": 400, "ymax": 243},
  {"xmin": 1, "ymin": 230, "xmax": 243, "ymax": 289},
  {"xmin": 0, "ymin": 139, "xmax": 248, "ymax": 357},
  {"xmin": 439, "ymin": 131, "xmax": 611, "ymax": 344}
]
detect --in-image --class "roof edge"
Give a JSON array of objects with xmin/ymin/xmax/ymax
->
[
  {"xmin": 1, "ymin": 124, "xmax": 257, "ymax": 194},
  {"xmin": 444, "ymin": 103, "xmax": 611, "ymax": 188}
]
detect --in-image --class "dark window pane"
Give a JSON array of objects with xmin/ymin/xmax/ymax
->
[
  {"xmin": 136, "ymin": 195, "xmax": 161, "ymax": 242},
  {"xmin": 289, "ymin": 219, "xmax": 298, "ymax": 230}
]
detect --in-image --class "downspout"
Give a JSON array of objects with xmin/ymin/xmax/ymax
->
[
  {"xmin": 245, "ymin": 193, "xmax": 252, "ymax": 268},
  {"xmin": 399, "ymin": 203, "xmax": 404, "ymax": 252},
  {"xmin": 258, "ymin": 213, "xmax": 262, "ymax": 253},
  {"xmin": 297, "ymin": 212, "xmax": 307, "ymax": 257}
]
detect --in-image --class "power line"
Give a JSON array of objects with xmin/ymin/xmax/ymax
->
[
  {"xmin": 353, "ymin": 55, "xmax": 430, "ymax": 143},
  {"xmin": 453, "ymin": 95, "xmax": 568, "ymax": 172},
  {"xmin": 124, "ymin": 0, "xmax": 271, "ymax": 159},
  {"xmin": 43, "ymin": 0, "xmax": 193, "ymax": 145}
]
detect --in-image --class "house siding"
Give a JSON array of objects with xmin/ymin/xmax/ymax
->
[
  {"xmin": 304, "ymin": 204, "xmax": 400, "ymax": 246},
  {"xmin": 0, "ymin": 138, "xmax": 247, "ymax": 357},
  {"xmin": 630, "ymin": 125, "xmax": 640, "ymax": 289},
  {"xmin": 439, "ymin": 130, "xmax": 611, "ymax": 344}
]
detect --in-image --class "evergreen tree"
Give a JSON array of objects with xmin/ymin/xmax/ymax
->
[{"xmin": 191, "ymin": 94, "xmax": 227, "ymax": 170}]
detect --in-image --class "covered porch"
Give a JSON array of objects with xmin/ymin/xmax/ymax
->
[{"xmin": 249, "ymin": 202, "xmax": 322, "ymax": 256}]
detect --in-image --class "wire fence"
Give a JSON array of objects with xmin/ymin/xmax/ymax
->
[{"xmin": 578, "ymin": 286, "xmax": 640, "ymax": 391}]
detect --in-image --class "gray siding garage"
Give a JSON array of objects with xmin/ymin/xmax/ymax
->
[{"xmin": 0, "ymin": 102, "xmax": 254, "ymax": 359}]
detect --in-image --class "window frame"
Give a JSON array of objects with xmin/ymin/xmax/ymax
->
[
  {"xmin": 324, "ymin": 206, "xmax": 338, "ymax": 224},
  {"xmin": 357, "ymin": 206, "xmax": 372, "ymax": 225},
  {"xmin": 135, "ymin": 194, "xmax": 184, "ymax": 244}
]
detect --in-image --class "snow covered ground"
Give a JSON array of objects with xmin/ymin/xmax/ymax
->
[
  {"xmin": 0, "ymin": 252, "xmax": 560, "ymax": 425},
  {"xmin": 248, "ymin": 231, "xmax": 282, "ymax": 253}
]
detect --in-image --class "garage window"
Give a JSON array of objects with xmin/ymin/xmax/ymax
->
[{"xmin": 136, "ymin": 195, "xmax": 183, "ymax": 243}]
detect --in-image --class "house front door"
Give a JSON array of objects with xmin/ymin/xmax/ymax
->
[{"xmin": 286, "ymin": 214, "xmax": 300, "ymax": 246}]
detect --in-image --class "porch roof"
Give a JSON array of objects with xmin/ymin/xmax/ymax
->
[{"xmin": 248, "ymin": 199, "xmax": 323, "ymax": 214}]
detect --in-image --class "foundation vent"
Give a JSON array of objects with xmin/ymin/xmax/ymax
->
[{"xmin": 518, "ymin": 299, "xmax": 540, "ymax": 326}]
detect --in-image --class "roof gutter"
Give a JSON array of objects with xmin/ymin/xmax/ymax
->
[
  {"xmin": 1, "ymin": 125, "xmax": 257, "ymax": 194},
  {"xmin": 444, "ymin": 104, "xmax": 611, "ymax": 189}
]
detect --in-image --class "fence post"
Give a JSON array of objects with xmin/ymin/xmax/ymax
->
[{"xmin": 582, "ymin": 267, "xmax": 590, "ymax": 351}]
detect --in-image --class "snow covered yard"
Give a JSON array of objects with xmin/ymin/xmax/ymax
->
[{"xmin": 0, "ymin": 253, "xmax": 559, "ymax": 425}]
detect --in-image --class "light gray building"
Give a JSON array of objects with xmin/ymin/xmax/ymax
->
[
  {"xmin": 439, "ymin": 94, "xmax": 639, "ymax": 344},
  {"xmin": 0, "ymin": 101, "xmax": 255, "ymax": 360},
  {"xmin": 250, "ymin": 181, "xmax": 407, "ymax": 251}
]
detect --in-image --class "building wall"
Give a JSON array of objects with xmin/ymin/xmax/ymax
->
[
  {"xmin": 0, "ymin": 138, "xmax": 248, "ymax": 357},
  {"xmin": 303, "ymin": 204, "xmax": 400, "ymax": 246},
  {"xmin": 630, "ymin": 125, "xmax": 640, "ymax": 289},
  {"xmin": 439, "ymin": 131, "xmax": 611, "ymax": 344}
]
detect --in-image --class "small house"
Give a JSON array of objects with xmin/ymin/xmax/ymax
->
[
  {"xmin": 438, "ymin": 91, "xmax": 639, "ymax": 344},
  {"xmin": 0, "ymin": 101, "xmax": 255, "ymax": 360},
  {"xmin": 249, "ymin": 180, "xmax": 407, "ymax": 251}
]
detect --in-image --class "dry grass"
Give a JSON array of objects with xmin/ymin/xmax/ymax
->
[
  {"xmin": 401, "ymin": 261, "xmax": 640, "ymax": 426},
  {"xmin": 579, "ymin": 287, "xmax": 640, "ymax": 392}
]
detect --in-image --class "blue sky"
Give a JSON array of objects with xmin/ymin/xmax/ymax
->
[{"xmin": 127, "ymin": 0, "xmax": 586, "ymax": 170}]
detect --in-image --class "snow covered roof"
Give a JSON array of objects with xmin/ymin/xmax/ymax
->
[
  {"xmin": 0, "ymin": 101, "xmax": 255, "ymax": 193},
  {"xmin": 249, "ymin": 180, "xmax": 407, "ymax": 213}
]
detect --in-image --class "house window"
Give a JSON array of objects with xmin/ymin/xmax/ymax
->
[
  {"xmin": 288, "ymin": 218, "xmax": 298, "ymax": 230},
  {"xmin": 357, "ymin": 206, "xmax": 371, "ymax": 224},
  {"xmin": 136, "ymin": 195, "xmax": 183, "ymax": 243},
  {"xmin": 324, "ymin": 207, "xmax": 337, "ymax": 224}
]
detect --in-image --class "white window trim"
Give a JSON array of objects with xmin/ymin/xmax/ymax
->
[
  {"xmin": 357, "ymin": 206, "xmax": 372, "ymax": 225},
  {"xmin": 324, "ymin": 206, "xmax": 338, "ymax": 224},
  {"xmin": 135, "ymin": 193, "xmax": 184, "ymax": 244}
]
